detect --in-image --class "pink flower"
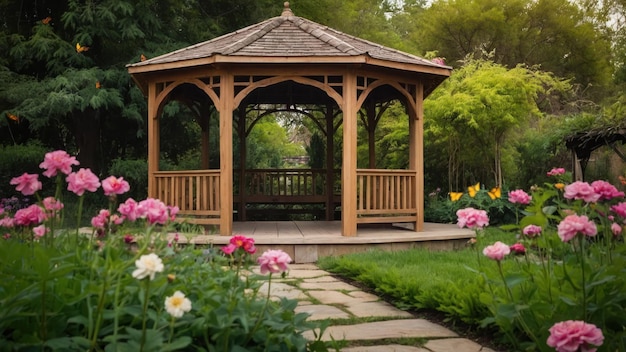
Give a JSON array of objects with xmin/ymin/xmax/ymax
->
[
  {"xmin": 591, "ymin": 180, "xmax": 624, "ymax": 201},
  {"xmin": 66, "ymin": 168, "xmax": 101, "ymax": 196},
  {"xmin": 39, "ymin": 150, "xmax": 79, "ymax": 178},
  {"xmin": 482, "ymin": 241, "xmax": 511, "ymax": 261},
  {"xmin": 0, "ymin": 216, "xmax": 15, "ymax": 228},
  {"xmin": 564, "ymin": 181, "xmax": 600, "ymax": 203},
  {"xmin": 547, "ymin": 320, "xmax": 604, "ymax": 352},
  {"xmin": 557, "ymin": 215, "xmax": 598, "ymax": 242},
  {"xmin": 14, "ymin": 204, "xmax": 46, "ymax": 226},
  {"xmin": 137, "ymin": 198, "xmax": 169, "ymax": 225},
  {"xmin": 611, "ymin": 223, "xmax": 622, "ymax": 236},
  {"xmin": 91, "ymin": 209, "xmax": 110, "ymax": 229},
  {"xmin": 456, "ymin": 207, "xmax": 489, "ymax": 229},
  {"xmin": 431, "ymin": 57, "xmax": 446, "ymax": 65},
  {"xmin": 547, "ymin": 167, "xmax": 566, "ymax": 176},
  {"xmin": 257, "ymin": 249, "xmax": 292, "ymax": 274},
  {"xmin": 118, "ymin": 198, "xmax": 139, "ymax": 221},
  {"xmin": 221, "ymin": 243, "xmax": 237, "ymax": 255},
  {"xmin": 33, "ymin": 224, "xmax": 49, "ymax": 238},
  {"xmin": 101, "ymin": 176, "xmax": 130, "ymax": 196},
  {"xmin": 510, "ymin": 242, "xmax": 526, "ymax": 255},
  {"xmin": 230, "ymin": 235, "xmax": 256, "ymax": 254},
  {"xmin": 522, "ymin": 224, "xmax": 542, "ymax": 237},
  {"xmin": 168, "ymin": 205, "xmax": 179, "ymax": 221},
  {"xmin": 611, "ymin": 202, "xmax": 626, "ymax": 218},
  {"xmin": 42, "ymin": 197, "xmax": 64, "ymax": 212},
  {"xmin": 10, "ymin": 173, "xmax": 42, "ymax": 196},
  {"xmin": 508, "ymin": 189, "xmax": 532, "ymax": 205},
  {"xmin": 123, "ymin": 234, "xmax": 134, "ymax": 243}
]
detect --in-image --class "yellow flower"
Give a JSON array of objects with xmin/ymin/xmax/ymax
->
[
  {"xmin": 165, "ymin": 291, "xmax": 192, "ymax": 318},
  {"xmin": 555, "ymin": 183, "xmax": 565, "ymax": 190}
]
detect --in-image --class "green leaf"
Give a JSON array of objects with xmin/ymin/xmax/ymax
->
[
  {"xmin": 161, "ymin": 336, "xmax": 192, "ymax": 351},
  {"xmin": 504, "ymin": 273, "xmax": 526, "ymax": 287}
]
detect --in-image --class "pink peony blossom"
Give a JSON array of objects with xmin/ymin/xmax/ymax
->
[
  {"xmin": 557, "ymin": 215, "xmax": 597, "ymax": 242},
  {"xmin": 456, "ymin": 207, "xmax": 489, "ymax": 229},
  {"xmin": 547, "ymin": 167, "xmax": 566, "ymax": 176},
  {"xmin": 167, "ymin": 205, "xmax": 179, "ymax": 222},
  {"xmin": 508, "ymin": 189, "xmax": 532, "ymax": 205},
  {"xmin": 137, "ymin": 198, "xmax": 169, "ymax": 225},
  {"xmin": 510, "ymin": 242, "xmax": 526, "ymax": 255},
  {"xmin": 257, "ymin": 249, "xmax": 292, "ymax": 274},
  {"xmin": 101, "ymin": 176, "xmax": 130, "ymax": 196},
  {"xmin": 611, "ymin": 202, "xmax": 626, "ymax": 219},
  {"xmin": 14, "ymin": 204, "xmax": 46, "ymax": 226},
  {"xmin": 522, "ymin": 224, "xmax": 542, "ymax": 237},
  {"xmin": 118, "ymin": 198, "xmax": 139, "ymax": 221},
  {"xmin": 229, "ymin": 235, "xmax": 256, "ymax": 254},
  {"xmin": 564, "ymin": 181, "xmax": 600, "ymax": 203},
  {"xmin": 431, "ymin": 57, "xmax": 446, "ymax": 65},
  {"xmin": 42, "ymin": 197, "xmax": 64, "ymax": 213},
  {"xmin": 33, "ymin": 224, "xmax": 49, "ymax": 238},
  {"xmin": 611, "ymin": 223, "xmax": 622, "ymax": 236},
  {"xmin": 591, "ymin": 180, "xmax": 624, "ymax": 201},
  {"xmin": 221, "ymin": 243, "xmax": 237, "ymax": 255},
  {"xmin": 91, "ymin": 209, "xmax": 110, "ymax": 229},
  {"xmin": 123, "ymin": 234, "xmax": 134, "ymax": 244},
  {"xmin": 39, "ymin": 150, "xmax": 79, "ymax": 178},
  {"xmin": 482, "ymin": 241, "xmax": 511, "ymax": 261},
  {"xmin": 0, "ymin": 216, "xmax": 15, "ymax": 228},
  {"xmin": 10, "ymin": 173, "xmax": 42, "ymax": 196},
  {"xmin": 66, "ymin": 168, "xmax": 101, "ymax": 196},
  {"xmin": 547, "ymin": 320, "xmax": 604, "ymax": 352}
]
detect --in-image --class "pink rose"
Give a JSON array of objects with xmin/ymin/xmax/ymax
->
[
  {"xmin": 510, "ymin": 242, "xmax": 526, "ymax": 255},
  {"xmin": 118, "ymin": 198, "xmax": 139, "ymax": 221},
  {"xmin": 547, "ymin": 167, "xmax": 566, "ymax": 176},
  {"xmin": 102, "ymin": 176, "xmax": 130, "ymax": 196},
  {"xmin": 33, "ymin": 224, "xmax": 49, "ymax": 238},
  {"xmin": 591, "ymin": 180, "xmax": 624, "ymax": 201},
  {"xmin": 508, "ymin": 189, "xmax": 532, "ymax": 205},
  {"xmin": 557, "ymin": 215, "xmax": 597, "ymax": 242},
  {"xmin": 221, "ymin": 243, "xmax": 237, "ymax": 255},
  {"xmin": 611, "ymin": 202, "xmax": 626, "ymax": 218},
  {"xmin": 66, "ymin": 168, "xmax": 101, "ymax": 196},
  {"xmin": 42, "ymin": 197, "xmax": 64, "ymax": 212},
  {"xmin": 456, "ymin": 207, "xmax": 489, "ymax": 229},
  {"xmin": 611, "ymin": 223, "xmax": 622, "ymax": 236},
  {"xmin": 14, "ymin": 204, "xmax": 46, "ymax": 226},
  {"xmin": 39, "ymin": 150, "xmax": 79, "ymax": 178},
  {"xmin": 10, "ymin": 173, "xmax": 42, "ymax": 196},
  {"xmin": 137, "ymin": 198, "xmax": 169, "ymax": 225},
  {"xmin": 564, "ymin": 181, "xmax": 600, "ymax": 203},
  {"xmin": 257, "ymin": 249, "xmax": 292, "ymax": 274},
  {"xmin": 522, "ymin": 224, "xmax": 542, "ymax": 237},
  {"xmin": 547, "ymin": 320, "xmax": 604, "ymax": 352},
  {"xmin": 91, "ymin": 209, "xmax": 110, "ymax": 229},
  {"xmin": 482, "ymin": 241, "xmax": 511, "ymax": 261}
]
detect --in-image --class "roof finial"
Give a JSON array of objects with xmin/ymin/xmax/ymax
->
[{"xmin": 281, "ymin": 2, "xmax": 293, "ymax": 17}]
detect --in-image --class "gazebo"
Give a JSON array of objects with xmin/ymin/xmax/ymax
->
[{"xmin": 127, "ymin": 2, "xmax": 451, "ymax": 237}]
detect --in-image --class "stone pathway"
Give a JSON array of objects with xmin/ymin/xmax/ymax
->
[{"xmin": 258, "ymin": 264, "xmax": 498, "ymax": 352}]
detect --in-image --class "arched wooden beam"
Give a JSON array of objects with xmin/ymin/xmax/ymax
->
[
  {"xmin": 155, "ymin": 79, "xmax": 220, "ymax": 116},
  {"xmin": 356, "ymin": 80, "xmax": 418, "ymax": 118}
]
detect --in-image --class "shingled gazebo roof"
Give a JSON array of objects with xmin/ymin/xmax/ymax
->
[{"xmin": 127, "ymin": 2, "xmax": 450, "ymax": 95}]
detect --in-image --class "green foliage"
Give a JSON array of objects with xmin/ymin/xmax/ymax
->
[
  {"xmin": 0, "ymin": 143, "xmax": 50, "ymax": 197},
  {"xmin": 108, "ymin": 158, "xmax": 148, "ymax": 201}
]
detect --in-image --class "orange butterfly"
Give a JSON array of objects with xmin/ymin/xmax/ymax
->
[
  {"xmin": 42, "ymin": 17, "xmax": 52, "ymax": 25},
  {"xmin": 488, "ymin": 187, "xmax": 501, "ymax": 200},
  {"xmin": 140, "ymin": 54, "xmax": 147, "ymax": 61},
  {"xmin": 76, "ymin": 43, "xmax": 89, "ymax": 53},
  {"xmin": 95, "ymin": 81, "xmax": 101, "ymax": 89},
  {"xmin": 468, "ymin": 183, "xmax": 480, "ymax": 198},
  {"xmin": 449, "ymin": 192, "xmax": 463, "ymax": 202},
  {"xmin": 6, "ymin": 112, "xmax": 19, "ymax": 122}
]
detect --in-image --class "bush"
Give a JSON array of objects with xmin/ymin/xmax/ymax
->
[
  {"xmin": 0, "ymin": 143, "xmax": 50, "ymax": 197},
  {"xmin": 108, "ymin": 158, "xmax": 148, "ymax": 200}
]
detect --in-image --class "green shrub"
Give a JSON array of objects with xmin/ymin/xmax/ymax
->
[
  {"xmin": 0, "ymin": 143, "xmax": 50, "ymax": 197},
  {"xmin": 109, "ymin": 158, "xmax": 148, "ymax": 200}
]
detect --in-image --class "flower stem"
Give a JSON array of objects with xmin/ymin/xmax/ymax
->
[
  {"xmin": 578, "ymin": 234, "xmax": 587, "ymax": 320},
  {"xmin": 140, "ymin": 279, "xmax": 151, "ymax": 352}
]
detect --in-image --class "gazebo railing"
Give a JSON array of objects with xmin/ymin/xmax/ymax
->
[
  {"xmin": 356, "ymin": 169, "xmax": 417, "ymax": 223},
  {"xmin": 235, "ymin": 168, "xmax": 336, "ymax": 202},
  {"xmin": 154, "ymin": 170, "xmax": 221, "ymax": 225}
]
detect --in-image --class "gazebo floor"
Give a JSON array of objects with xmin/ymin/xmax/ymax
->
[{"xmin": 176, "ymin": 221, "xmax": 475, "ymax": 263}]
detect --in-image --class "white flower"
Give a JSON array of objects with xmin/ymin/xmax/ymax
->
[
  {"xmin": 132, "ymin": 253, "xmax": 164, "ymax": 280},
  {"xmin": 164, "ymin": 291, "xmax": 192, "ymax": 318}
]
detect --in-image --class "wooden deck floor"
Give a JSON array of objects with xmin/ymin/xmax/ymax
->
[{"xmin": 178, "ymin": 221, "xmax": 475, "ymax": 263}]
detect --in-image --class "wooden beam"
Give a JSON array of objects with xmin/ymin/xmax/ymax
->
[
  {"xmin": 219, "ymin": 73, "xmax": 234, "ymax": 235},
  {"xmin": 342, "ymin": 72, "xmax": 358, "ymax": 236},
  {"xmin": 409, "ymin": 83, "xmax": 424, "ymax": 232},
  {"xmin": 147, "ymin": 82, "xmax": 159, "ymax": 198}
]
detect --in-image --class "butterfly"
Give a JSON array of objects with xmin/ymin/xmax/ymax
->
[
  {"xmin": 488, "ymin": 187, "xmax": 501, "ymax": 200},
  {"xmin": 140, "ymin": 54, "xmax": 147, "ymax": 61},
  {"xmin": 42, "ymin": 17, "xmax": 52, "ymax": 25},
  {"xmin": 449, "ymin": 192, "xmax": 463, "ymax": 202},
  {"xmin": 76, "ymin": 43, "xmax": 89, "ymax": 53},
  {"xmin": 6, "ymin": 112, "xmax": 19, "ymax": 122},
  {"xmin": 468, "ymin": 183, "xmax": 480, "ymax": 198},
  {"xmin": 95, "ymin": 81, "xmax": 101, "ymax": 89}
]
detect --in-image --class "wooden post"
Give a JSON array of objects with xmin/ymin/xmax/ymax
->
[
  {"xmin": 342, "ymin": 72, "xmax": 358, "ymax": 236},
  {"xmin": 147, "ymin": 82, "xmax": 159, "ymax": 198},
  {"xmin": 409, "ymin": 83, "xmax": 424, "ymax": 231},
  {"xmin": 219, "ymin": 73, "xmax": 234, "ymax": 236},
  {"xmin": 325, "ymin": 105, "xmax": 335, "ymax": 221},
  {"xmin": 237, "ymin": 108, "xmax": 247, "ymax": 221}
]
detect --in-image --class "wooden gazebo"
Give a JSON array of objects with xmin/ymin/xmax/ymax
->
[{"xmin": 127, "ymin": 2, "xmax": 451, "ymax": 237}]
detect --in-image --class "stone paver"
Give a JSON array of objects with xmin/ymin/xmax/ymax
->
[
  {"xmin": 284, "ymin": 269, "xmax": 329, "ymax": 278},
  {"xmin": 299, "ymin": 280, "xmax": 360, "ymax": 291},
  {"xmin": 259, "ymin": 282, "xmax": 308, "ymax": 300},
  {"xmin": 347, "ymin": 290, "xmax": 380, "ymax": 302},
  {"xmin": 295, "ymin": 304, "xmax": 350, "ymax": 320},
  {"xmin": 342, "ymin": 345, "xmax": 429, "ymax": 352},
  {"xmin": 307, "ymin": 290, "xmax": 359, "ymax": 305},
  {"xmin": 303, "ymin": 319, "xmax": 458, "ymax": 341},
  {"xmin": 346, "ymin": 301, "xmax": 414, "ymax": 318},
  {"xmin": 423, "ymin": 338, "xmax": 484, "ymax": 352}
]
